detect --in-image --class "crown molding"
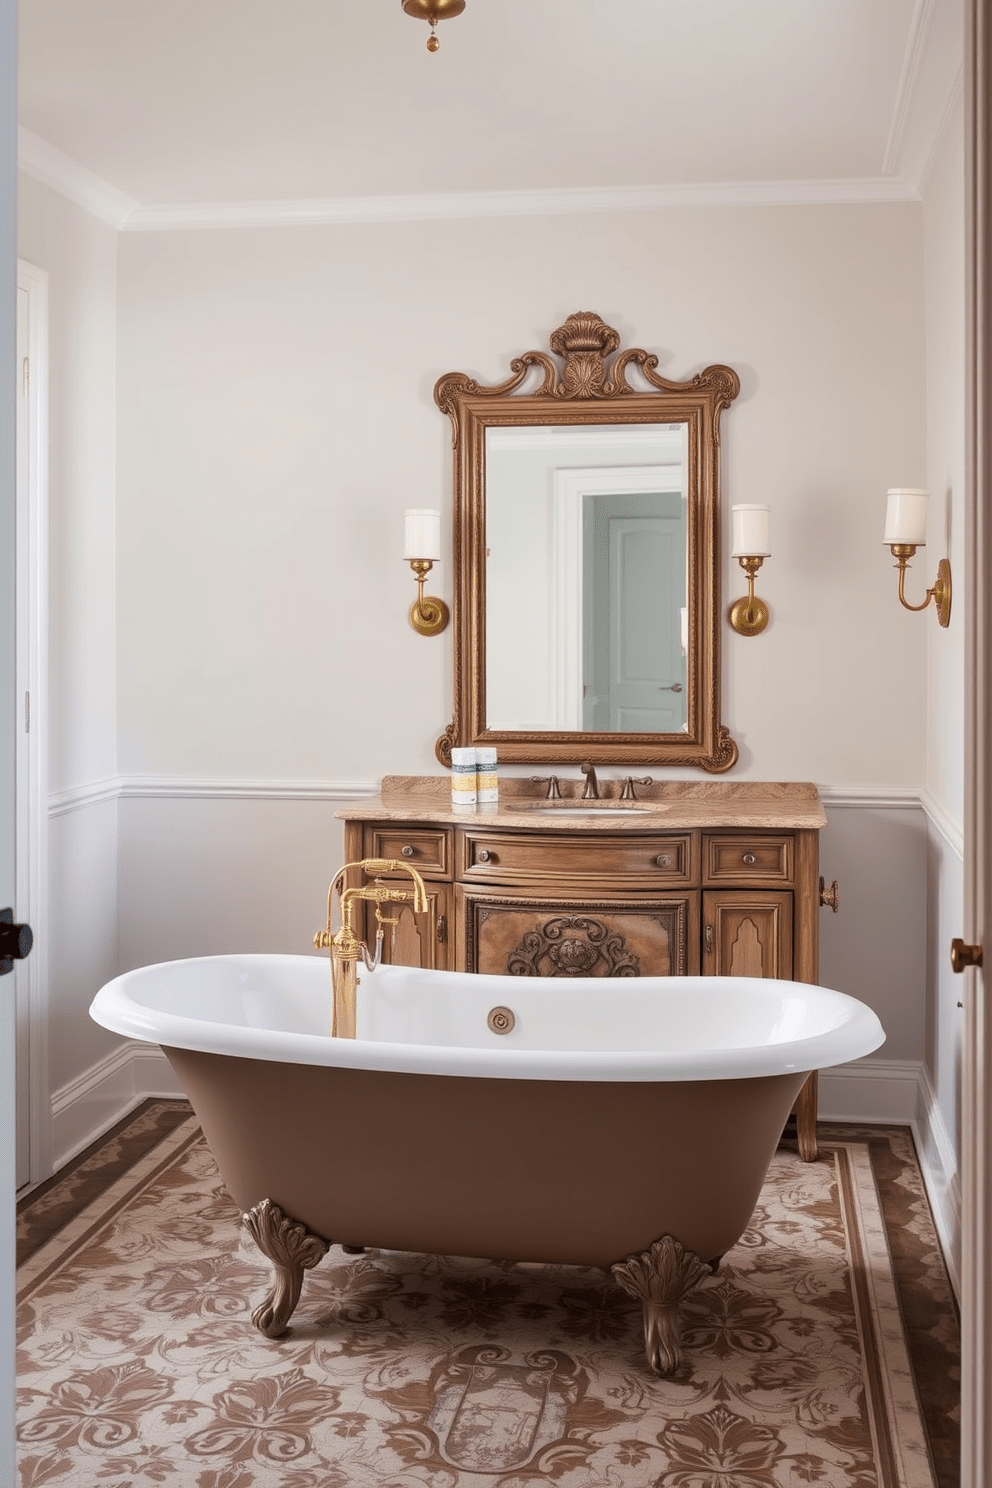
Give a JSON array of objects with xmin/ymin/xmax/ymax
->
[
  {"xmin": 122, "ymin": 176, "xmax": 921, "ymax": 232},
  {"xmin": 883, "ymin": 0, "xmax": 937, "ymax": 176},
  {"xmin": 15, "ymin": 129, "xmax": 922, "ymax": 234},
  {"xmin": 17, "ymin": 127, "xmax": 137, "ymax": 229}
]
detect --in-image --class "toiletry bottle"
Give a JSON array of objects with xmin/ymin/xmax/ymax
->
[
  {"xmin": 476, "ymin": 746, "xmax": 498, "ymax": 805},
  {"xmin": 450, "ymin": 747, "xmax": 477, "ymax": 808}
]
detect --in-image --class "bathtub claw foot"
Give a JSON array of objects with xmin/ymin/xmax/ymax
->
[
  {"xmin": 612, "ymin": 1235, "xmax": 713, "ymax": 1375},
  {"xmin": 242, "ymin": 1199, "xmax": 331, "ymax": 1338}
]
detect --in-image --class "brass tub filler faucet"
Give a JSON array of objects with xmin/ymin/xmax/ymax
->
[{"xmin": 314, "ymin": 858, "xmax": 429, "ymax": 1037}]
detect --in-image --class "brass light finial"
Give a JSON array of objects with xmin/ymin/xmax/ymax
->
[{"xmin": 401, "ymin": 0, "xmax": 466, "ymax": 51}]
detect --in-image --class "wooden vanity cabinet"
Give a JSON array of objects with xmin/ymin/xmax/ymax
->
[
  {"xmin": 340, "ymin": 781, "xmax": 826, "ymax": 1159},
  {"xmin": 361, "ymin": 825, "xmax": 454, "ymax": 971}
]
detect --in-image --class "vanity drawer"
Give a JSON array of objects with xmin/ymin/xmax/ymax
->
[
  {"xmin": 703, "ymin": 835, "xmax": 793, "ymax": 884},
  {"xmin": 365, "ymin": 827, "xmax": 451, "ymax": 880},
  {"xmin": 458, "ymin": 831, "xmax": 695, "ymax": 888}
]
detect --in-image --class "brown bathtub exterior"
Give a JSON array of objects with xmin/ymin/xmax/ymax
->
[{"xmin": 165, "ymin": 1045, "xmax": 807, "ymax": 1270}]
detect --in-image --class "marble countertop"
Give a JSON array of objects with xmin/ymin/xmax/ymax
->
[{"xmin": 336, "ymin": 777, "xmax": 828, "ymax": 831}]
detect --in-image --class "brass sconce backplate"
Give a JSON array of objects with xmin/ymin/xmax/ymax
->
[
  {"xmin": 409, "ymin": 594, "xmax": 450, "ymax": 636},
  {"xmin": 728, "ymin": 593, "xmax": 769, "ymax": 637}
]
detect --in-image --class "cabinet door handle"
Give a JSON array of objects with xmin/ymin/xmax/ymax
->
[
  {"xmin": 477, "ymin": 848, "xmax": 493, "ymax": 863},
  {"xmin": 436, "ymin": 915, "xmax": 446, "ymax": 944},
  {"xmin": 704, "ymin": 925, "xmax": 715, "ymax": 954},
  {"xmin": 401, "ymin": 845, "xmax": 415, "ymax": 858},
  {"xmin": 742, "ymin": 852, "xmax": 757, "ymax": 865}
]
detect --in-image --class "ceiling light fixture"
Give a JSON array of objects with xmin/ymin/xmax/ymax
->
[{"xmin": 401, "ymin": 0, "xmax": 466, "ymax": 53}]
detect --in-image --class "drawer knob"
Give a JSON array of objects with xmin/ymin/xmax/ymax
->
[
  {"xmin": 477, "ymin": 848, "xmax": 493, "ymax": 863},
  {"xmin": 742, "ymin": 852, "xmax": 757, "ymax": 865},
  {"xmin": 401, "ymin": 845, "xmax": 415, "ymax": 858},
  {"xmin": 655, "ymin": 854, "xmax": 672, "ymax": 868}
]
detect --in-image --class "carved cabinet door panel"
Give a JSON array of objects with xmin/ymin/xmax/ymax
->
[
  {"xmin": 375, "ymin": 884, "xmax": 453, "ymax": 972},
  {"xmin": 701, "ymin": 890, "xmax": 793, "ymax": 979},
  {"xmin": 456, "ymin": 887, "xmax": 699, "ymax": 978}
]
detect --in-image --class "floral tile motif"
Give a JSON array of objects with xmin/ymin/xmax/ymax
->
[{"xmin": 17, "ymin": 1121, "xmax": 944, "ymax": 1488}]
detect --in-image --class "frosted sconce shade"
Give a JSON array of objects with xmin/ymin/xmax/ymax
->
[
  {"xmin": 883, "ymin": 489, "xmax": 928, "ymax": 546},
  {"xmin": 404, "ymin": 509, "xmax": 442, "ymax": 561},
  {"xmin": 731, "ymin": 504, "xmax": 771, "ymax": 558}
]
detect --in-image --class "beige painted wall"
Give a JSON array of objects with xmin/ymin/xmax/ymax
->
[{"xmin": 114, "ymin": 203, "xmax": 928, "ymax": 785}]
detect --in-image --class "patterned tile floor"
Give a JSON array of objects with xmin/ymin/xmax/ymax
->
[{"xmin": 17, "ymin": 1102, "xmax": 960, "ymax": 1488}]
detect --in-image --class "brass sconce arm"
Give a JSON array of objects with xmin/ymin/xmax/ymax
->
[
  {"xmin": 888, "ymin": 545, "xmax": 952, "ymax": 628},
  {"xmin": 407, "ymin": 558, "xmax": 450, "ymax": 636},
  {"xmin": 728, "ymin": 555, "xmax": 769, "ymax": 637}
]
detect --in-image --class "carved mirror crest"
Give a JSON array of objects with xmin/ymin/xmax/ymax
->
[{"xmin": 434, "ymin": 311, "xmax": 740, "ymax": 771}]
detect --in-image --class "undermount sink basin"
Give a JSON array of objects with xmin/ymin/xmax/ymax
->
[{"xmin": 518, "ymin": 804, "xmax": 659, "ymax": 816}]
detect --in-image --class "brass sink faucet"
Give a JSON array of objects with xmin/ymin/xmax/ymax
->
[
  {"xmin": 314, "ymin": 858, "xmax": 428, "ymax": 1038},
  {"xmin": 580, "ymin": 761, "xmax": 600, "ymax": 799}
]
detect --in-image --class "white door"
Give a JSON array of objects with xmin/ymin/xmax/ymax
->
[
  {"xmin": 15, "ymin": 281, "xmax": 29, "ymax": 1188},
  {"xmin": 14, "ymin": 263, "xmax": 47, "ymax": 1194},
  {"xmin": 1, "ymin": 0, "xmax": 20, "ymax": 1458},
  {"xmin": 960, "ymin": 3, "xmax": 991, "ymax": 1480}
]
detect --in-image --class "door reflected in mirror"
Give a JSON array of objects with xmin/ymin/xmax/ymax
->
[{"xmin": 486, "ymin": 423, "xmax": 689, "ymax": 733}]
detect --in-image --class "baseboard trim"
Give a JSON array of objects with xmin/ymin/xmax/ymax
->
[
  {"xmin": 50, "ymin": 1041, "xmax": 186, "ymax": 1171},
  {"xmin": 818, "ymin": 1056, "xmax": 923, "ymax": 1122},
  {"xmin": 820, "ymin": 1055, "xmax": 960, "ymax": 1295},
  {"xmin": 910, "ymin": 1063, "xmax": 962, "ymax": 1298}
]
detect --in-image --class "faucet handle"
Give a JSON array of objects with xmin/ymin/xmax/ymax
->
[
  {"xmin": 531, "ymin": 774, "xmax": 562, "ymax": 800},
  {"xmin": 620, "ymin": 775, "xmax": 653, "ymax": 801}
]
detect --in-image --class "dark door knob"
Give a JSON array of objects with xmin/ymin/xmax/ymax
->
[{"xmin": 0, "ymin": 908, "xmax": 33, "ymax": 975}]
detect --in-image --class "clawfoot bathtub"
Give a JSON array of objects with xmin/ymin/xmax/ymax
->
[{"xmin": 90, "ymin": 956, "xmax": 884, "ymax": 1374}]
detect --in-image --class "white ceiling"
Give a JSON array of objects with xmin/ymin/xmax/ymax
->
[{"xmin": 17, "ymin": 0, "xmax": 964, "ymax": 229}]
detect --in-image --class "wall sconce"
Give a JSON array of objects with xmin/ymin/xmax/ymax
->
[
  {"xmin": 404, "ymin": 509, "xmax": 450, "ymax": 636},
  {"xmin": 729, "ymin": 504, "xmax": 771, "ymax": 636},
  {"xmin": 883, "ymin": 488, "xmax": 952, "ymax": 628}
]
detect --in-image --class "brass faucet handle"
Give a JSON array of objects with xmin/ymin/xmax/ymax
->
[
  {"xmin": 362, "ymin": 857, "xmax": 407, "ymax": 876},
  {"xmin": 620, "ymin": 775, "xmax": 653, "ymax": 800},
  {"xmin": 531, "ymin": 775, "xmax": 562, "ymax": 799},
  {"xmin": 313, "ymin": 928, "xmax": 333, "ymax": 950}
]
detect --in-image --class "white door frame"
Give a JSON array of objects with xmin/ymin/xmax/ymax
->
[
  {"xmin": 961, "ymin": 0, "xmax": 991, "ymax": 1482},
  {"xmin": 15, "ymin": 259, "xmax": 51, "ymax": 1187}
]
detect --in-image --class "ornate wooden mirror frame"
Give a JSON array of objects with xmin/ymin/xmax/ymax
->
[{"xmin": 434, "ymin": 311, "xmax": 740, "ymax": 771}]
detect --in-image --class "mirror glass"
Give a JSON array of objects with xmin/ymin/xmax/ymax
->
[
  {"xmin": 485, "ymin": 422, "xmax": 689, "ymax": 732},
  {"xmin": 434, "ymin": 311, "xmax": 740, "ymax": 771}
]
